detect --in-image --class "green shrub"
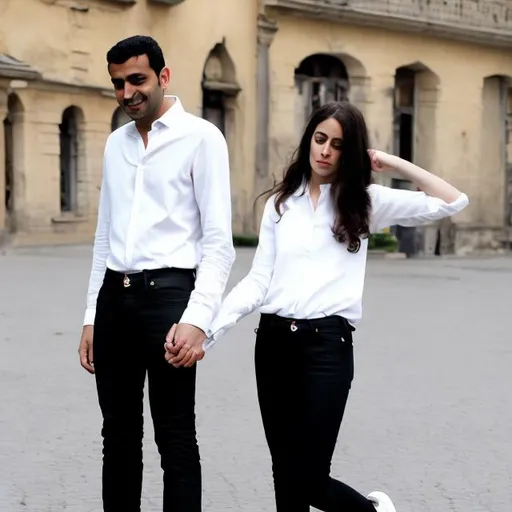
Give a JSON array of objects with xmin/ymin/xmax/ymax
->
[
  {"xmin": 233, "ymin": 234, "xmax": 259, "ymax": 247},
  {"xmin": 368, "ymin": 232, "xmax": 398, "ymax": 252}
]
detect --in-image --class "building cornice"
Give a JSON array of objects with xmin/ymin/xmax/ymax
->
[
  {"xmin": 0, "ymin": 54, "xmax": 42, "ymax": 81},
  {"xmin": 264, "ymin": 0, "xmax": 512, "ymax": 48},
  {"xmin": 31, "ymin": 79, "xmax": 115, "ymax": 97}
]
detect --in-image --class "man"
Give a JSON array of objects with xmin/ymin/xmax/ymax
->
[{"xmin": 78, "ymin": 35, "xmax": 235, "ymax": 512}]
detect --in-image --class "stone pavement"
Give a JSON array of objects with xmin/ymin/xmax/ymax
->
[{"xmin": 0, "ymin": 245, "xmax": 511, "ymax": 512}]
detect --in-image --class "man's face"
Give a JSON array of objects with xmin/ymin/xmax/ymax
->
[{"xmin": 109, "ymin": 54, "xmax": 170, "ymax": 122}]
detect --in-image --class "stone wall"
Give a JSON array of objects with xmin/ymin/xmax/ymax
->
[{"xmin": 0, "ymin": 0, "xmax": 258, "ymax": 245}]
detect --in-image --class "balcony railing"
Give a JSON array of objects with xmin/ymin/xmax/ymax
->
[{"xmin": 264, "ymin": 0, "xmax": 512, "ymax": 46}]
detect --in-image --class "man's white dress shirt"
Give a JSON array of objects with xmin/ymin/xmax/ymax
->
[
  {"xmin": 206, "ymin": 183, "xmax": 469, "ymax": 348},
  {"xmin": 84, "ymin": 96, "xmax": 236, "ymax": 333}
]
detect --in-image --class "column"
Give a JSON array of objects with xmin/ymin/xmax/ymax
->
[
  {"xmin": 0, "ymin": 89, "xmax": 7, "ymax": 233},
  {"xmin": 253, "ymin": 14, "xmax": 278, "ymax": 230},
  {"xmin": 364, "ymin": 73, "xmax": 395, "ymax": 186}
]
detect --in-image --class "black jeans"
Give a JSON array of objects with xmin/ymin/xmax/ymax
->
[
  {"xmin": 93, "ymin": 267, "xmax": 201, "ymax": 512},
  {"xmin": 255, "ymin": 314, "xmax": 376, "ymax": 512}
]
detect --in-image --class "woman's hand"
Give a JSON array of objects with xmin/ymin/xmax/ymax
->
[{"xmin": 367, "ymin": 149, "xmax": 400, "ymax": 173}]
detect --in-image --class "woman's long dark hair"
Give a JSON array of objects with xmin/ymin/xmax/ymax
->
[{"xmin": 262, "ymin": 101, "xmax": 373, "ymax": 253}]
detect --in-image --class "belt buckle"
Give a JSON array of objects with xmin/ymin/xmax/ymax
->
[
  {"xmin": 290, "ymin": 321, "xmax": 298, "ymax": 332},
  {"xmin": 123, "ymin": 274, "xmax": 131, "ymax": 288}
]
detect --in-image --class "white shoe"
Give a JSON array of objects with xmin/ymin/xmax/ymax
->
[{"xmin": 367, "ymin": 491, "xmax": 397, "ymax": 512}]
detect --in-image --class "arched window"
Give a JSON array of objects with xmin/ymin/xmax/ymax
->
[
  {"xmin": 201, "ymin": 42, "xmax": 240, "ymax": 136},
  {"xmin": 59, "ymin": 106, "xmax": 83, "ymax": 212}
]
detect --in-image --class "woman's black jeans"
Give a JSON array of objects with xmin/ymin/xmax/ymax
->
[{"xmin": 255, "ymin": 313, "xmax": 376, "ymax": 512}]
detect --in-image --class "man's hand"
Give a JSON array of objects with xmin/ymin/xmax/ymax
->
[
  {"xmin": 79, "ymin": 325, "xmax": 95, "ymax": 374},
  {"xmin": 164, "ymin": 323, "xmax": 206, "ymax": 368}
]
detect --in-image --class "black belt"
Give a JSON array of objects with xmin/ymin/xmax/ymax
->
[
  {"xmin": 259, "ymin": 313, "xmax": 355, "ymax": 333},
  {"xmin": 104, "ymin": 267, "xmax": 195, "ymax": 290}
]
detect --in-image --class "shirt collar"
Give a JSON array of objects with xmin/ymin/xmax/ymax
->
[
  {"xmin": 125, "ymin": 95, "xmax": 185, "ymax": 139},
  {"xmin": 291, "ymin": 181, "xmax": 331, "ymax": 197},
  {"xmin": 153, "ymin": 95, "xmax": 185, "ymax": 128},
  {"xmin": 292, "ymin": 181, "xmax": 307, "ymax": 197}
]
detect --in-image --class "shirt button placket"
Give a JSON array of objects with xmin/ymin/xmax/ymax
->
[{"xmin": 125, "ymin": 162, "xmax": 144, "ymax": 268}]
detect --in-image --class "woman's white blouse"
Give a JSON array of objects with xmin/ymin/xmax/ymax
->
[{"xmin": 205, "ymin": 183, "xmax": 469, "ymax": 349}]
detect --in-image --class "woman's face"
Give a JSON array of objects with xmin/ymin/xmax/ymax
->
[{"xmin": 309, "ymin": 117, "xmax": 343, "ymax": 184}]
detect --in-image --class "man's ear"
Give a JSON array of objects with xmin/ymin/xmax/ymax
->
[{"xmin": 159, "ymin": 66, "xmax": 171, "ymax": 90}]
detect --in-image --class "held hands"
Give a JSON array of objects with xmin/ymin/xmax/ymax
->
[
  {"xmin": 78, "ymin": 322, "xmax": 205, "ymax": 372},
  {"xmin": 368, "ymin": 149, "xmax": 399, "ymax": 174},
  {"xmin": 164, "ymin": 323, "xmax": 206, "ymax": 368}
]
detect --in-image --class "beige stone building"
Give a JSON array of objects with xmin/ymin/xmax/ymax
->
[{"xmin": 1, "ymin": 0, "xmax": 512, "ymax": 254}]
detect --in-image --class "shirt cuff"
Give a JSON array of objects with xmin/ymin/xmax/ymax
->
[
  {"xmin": 203, "ymin": 337, "xmax": 216, "ymax": 352},
  {"xmin": 202, "ymin": 327, "xmax": 227, "ymax": 352},
  {"xmin": 179, "ymin": 304, "xmax": 212, "ymax": 335},
  {"xmin": 83, "ymin": 308, "xmax": 96, "ymax": 326},
  {"xmin": 448, "ymin": 192, "xmax": 470, "ymax": 211},
  {"xmin": 203, "ymin": 313, "xmax": 240, "ymax": 351}
]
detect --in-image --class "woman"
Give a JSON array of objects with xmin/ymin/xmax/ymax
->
[{"xmin": 166, "ymin": 101, "xmax": 469, "ymax": 511}]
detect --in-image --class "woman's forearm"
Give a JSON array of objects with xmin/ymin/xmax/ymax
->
[{"xmin": 391, "ymin": 156, "xmax": 462, "ymax": 203}]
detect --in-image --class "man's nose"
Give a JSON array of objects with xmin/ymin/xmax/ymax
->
[{"xmin": 124, "ymin": 83, "xmax": 137, "ymax": 100}]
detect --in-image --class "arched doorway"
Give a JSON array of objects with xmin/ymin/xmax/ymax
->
[
  {"xmin": 393, "ymin": 63, "xmax": 440, "ymax": 256},
  {"xmin": 295, "ymin": 54, "xmax": 349, "ymax": 125},
  {"xmin": 393, "ymin": 67, "xmax": 416, "ymax": 184},
  {"xmin": 59, "ymin": 106, "xmax": 84, "ymax": 213},
  {"xmin": 481, "ymin": 75, "xmax": 512, "ymax": 249},
  {"xmin": 3, "ymin": 93, "xmax": 24, "ymax": 232}
]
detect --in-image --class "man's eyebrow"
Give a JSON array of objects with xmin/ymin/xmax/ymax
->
[{"xmin": 111, "ymin": 73, "xmax": 147, "ymax": 82}]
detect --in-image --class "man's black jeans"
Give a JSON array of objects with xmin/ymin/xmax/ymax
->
[
  {"xmin": 93, "ymin": 267, "xmax": 201, "ymax": 512},
  {"xmin": 255, "ymin": 313, "xmax": 376, "ymax": 512}
]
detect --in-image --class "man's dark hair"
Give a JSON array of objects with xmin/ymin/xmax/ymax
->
[{"xmin": 106, "ymin": 35, "xmax": 165, "ymax": 77}]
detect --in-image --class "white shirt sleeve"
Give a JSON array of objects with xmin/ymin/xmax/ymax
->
[
  {"xmin": 203, "ymin": 195, "xmax": 278, "ymax": 350},
  {"xmin": 369, "ymin": 183, "xmax": 469, "ymax": 233},
  {"xmin": 83, "ymin": 157, "xmax": 111, "ymax": 325},
  {"xmin": 178, "ymin": 124, "xmax": 236, "ymax": 334}
]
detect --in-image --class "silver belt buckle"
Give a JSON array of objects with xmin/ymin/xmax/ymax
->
[
  {"xmin": 290, "ymin": 321, "xmax": 297, "ymax": 332},
  {"xmin": 123, "ymin": 274, "xmax": 131, "ymax": 288}
]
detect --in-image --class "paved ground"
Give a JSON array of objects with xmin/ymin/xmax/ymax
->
[{"xmin": 0, "ymin": 245, "xmax": 511, "ymax": 512}]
